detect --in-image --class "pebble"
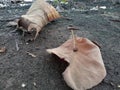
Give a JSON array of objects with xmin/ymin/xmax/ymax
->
[
  {"xmin": 21, "ymin": 83, "xmax": 26, "ymax": 88},
  {"xmin": 33, "ymin": 82, "xmax": 37, "ymax": 86},
  {"xmin": 118, "ymin": 85, "xmax": 120, "ymax": 88}
]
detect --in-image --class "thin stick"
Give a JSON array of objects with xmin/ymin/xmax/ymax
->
[
  {"xmin": 71, "ymin": 30, "xmax": 78, "ymax": 52},
  {"xmin": 15, "ymin": 39, "xmax": 19, "ymax": 51}
]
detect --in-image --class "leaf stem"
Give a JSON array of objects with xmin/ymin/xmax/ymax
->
[{"xmin": 71, "ymin": 30, "xmax": 78, "ymax": 52}]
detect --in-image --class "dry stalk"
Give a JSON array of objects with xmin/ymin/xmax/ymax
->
[
  {"xmin": 68, "ymin": 25, "xmax": 78, "ymax": 52},
  {"xmin": 71, "ymin": 30, "xmax": 78, "ymax": 52}
]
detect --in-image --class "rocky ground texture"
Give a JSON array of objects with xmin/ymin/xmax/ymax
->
[{"xmin": 0, "ymin": 1, "xmax": 120, "ymax": 90}]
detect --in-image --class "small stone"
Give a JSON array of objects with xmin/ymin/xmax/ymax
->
[
  {"xmin": 33, "ymin": 82, "xmax": 36, "ymax": 86},
  {"xmin": 0, "ymin": 47, "xmax": 6, "ymax": 53},
  {"xmin": 21, "ymin": 83, "xmax": 26, "ymax": 88},
  {"xmin": 118, "ymin": 85, "xmax": 120, "ymax": 88},
  {"xmin": 26, "ymin": 43, "xmax": 29, "ymax": 45}
]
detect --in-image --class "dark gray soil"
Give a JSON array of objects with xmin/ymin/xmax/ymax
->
[{"xmin": 0, "ymin": 3, "xmax": 120, "ymax": 90}]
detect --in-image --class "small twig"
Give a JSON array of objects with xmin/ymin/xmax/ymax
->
[
  {"xmin": 15, "ymin": 39, "xmax": 19, "ymax": 51},
  {"xmin": 68, "ymin": 25, "xmax": 78, "ymax": 52},
  {"xmin": 109, "ymin": 19, "xmax": 120, "ymax": 22},
  {"xmin": 26, "ymin": 51, "xmax": 36, "ymax": 58},
  {"xmin": 67, "ymin": 25, "xmax": 79, "ymax": 30},
  {"xmin": 67, "ymin": 27, "xmax": 79, "ymax": 30},
  {"xmin": 71, "ymin": 30, "xmax": 77, "ymax": 52}
]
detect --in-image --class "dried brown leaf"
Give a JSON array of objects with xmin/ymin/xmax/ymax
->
[
  {"xmin": 17, "ymin": 0, "xmax": 60, "ymax": 40},
  {"xmin": 47, "ymin": 37, "xmax": 106, "ymax": 90}
]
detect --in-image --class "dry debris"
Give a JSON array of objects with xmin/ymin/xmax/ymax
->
[
  {"xmin": 47, "ymin": 37, "xmax": 106, "ymax": 90},
  {"xmin": 118, "ymin": 85, "xmax": 120, "ymax": 88},
  {"xmin": 15, "ymin": 40, "xmax": 20, "ymax": 51},
  {"xmin": 33, "ymin": 82, "xmax": 37, "ymax": 86},
  {"xmin": 26, "ymin": 51, "xmax": 36, "ymax": 58},
  {"xmin": 21, "ymin": 83, "xmax": 26, "ymax": 88},
  {"xmin": 7, "ymin": 21, "xmax": 17, "ymax": 27},
  {"xmin": 0, "ymin": 47, "xmax": 6, "ymax": 53},
  {"xmin": 17, "ymin": 0, "xmax": 60, "ymax": 40}
]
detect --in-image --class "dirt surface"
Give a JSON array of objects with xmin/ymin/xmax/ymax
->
[{"xmin": 0, "ymin": 3, "xmax": 120, "ymax": 90}]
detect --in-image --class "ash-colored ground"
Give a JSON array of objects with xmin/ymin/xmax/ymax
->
[{"xmin": 0, "ymin": 1, "xmax": 120, "ymax": 90}]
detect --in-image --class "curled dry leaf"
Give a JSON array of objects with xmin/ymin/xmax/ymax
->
[
  {"xmin": 47, "ymin": 37, "xmax": 106, "ymax": 90},
  {"xmin": 0, "ymin": 47, "xmax": 6, "ymax": 53},
  {"xmin": 17, "ymin": 0, "xmax": 60, "ymax": 40}
]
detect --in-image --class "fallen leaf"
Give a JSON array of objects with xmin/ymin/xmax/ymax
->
[
  {"xmin": 26, "ymin": 51, "xmax": 36, "ymax": 58},
  {"xmin": 17, "ymin": 0, "xmax": 60, "ymax": 40},
  {"xmin": 0, "ymin": 47, "xmax": 6, "ymax": 53},
  {"xmin": 47, "ymin": 37, "xmax": 106, "ymax": 90}
]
